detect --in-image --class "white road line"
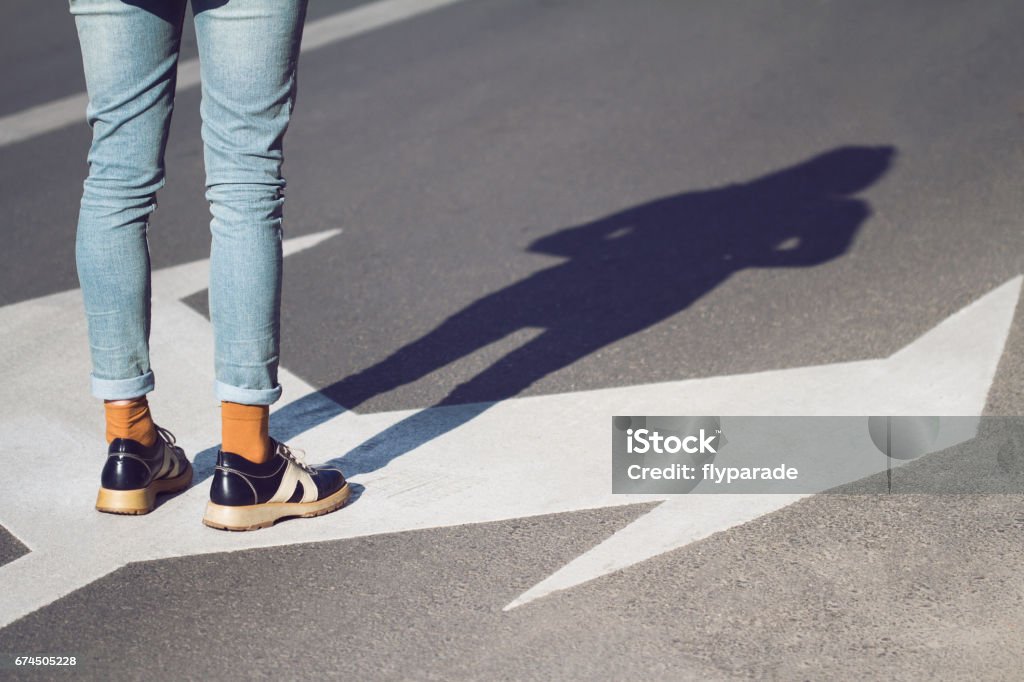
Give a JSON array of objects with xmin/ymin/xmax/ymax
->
[
  {"xmin": 504, "ymin": 275, "xmax": 1022, "ymax": 609},
  {"xmin": 0, "ymin": 0, "xmax": 469, "ymax": 148},
  {"xmin": 0, "ymin": 225, "xmax": 1017, "ymax": 626}
]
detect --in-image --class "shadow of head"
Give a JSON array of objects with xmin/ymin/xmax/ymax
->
[
  {"xmin": 767, "ymin": 145, "xmax": 895, "ymax": 196},
  {"xmin": 527, "ymin": 145, "xmax": 895, "ymax": 270}
]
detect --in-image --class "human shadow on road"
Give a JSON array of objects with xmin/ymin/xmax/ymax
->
[{"xmin": 232, "ymin": 145, "xmax": 895, "ymax": 481}]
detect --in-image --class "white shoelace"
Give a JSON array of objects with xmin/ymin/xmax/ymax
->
[
  {"xmin": 153, "ymin": 425, "xmax": 185, "ymax": 476},
  {"xmin": 276, "ymin": 441, "xmax": 316, "ymax": 475},
  {"xmin": 155, "ymin": 425, "xmax": 184, "ymax": 457},
  {"xmin": 155, "ymin": 425, "xmax": 177, "ymax": 447}
]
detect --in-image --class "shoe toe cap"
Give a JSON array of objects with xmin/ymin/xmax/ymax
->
[{"xmin": 312, "ymin": 467, "xmax": 347, "ymax": 499}]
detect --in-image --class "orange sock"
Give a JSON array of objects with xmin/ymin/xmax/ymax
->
[
  {"xmin": 221, "ymin": 402, "xmax": 271, "ymax": 464},
  {"xmin": 105, "ymin": 397, "xmax": 157, "ymax": 446}
]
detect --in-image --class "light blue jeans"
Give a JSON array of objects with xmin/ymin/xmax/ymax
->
[{"xmin": 71, "ymin": 0, "xmax": 308, "ymax": 405}]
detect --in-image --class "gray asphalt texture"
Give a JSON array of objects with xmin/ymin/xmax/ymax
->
[
  {"xmin": 2, "ymin": 0, "xmax": 1024, "ymax": 679},
  {"xmin": 0, "ymin": 527, "xmax": 27, "ymax": 569}
]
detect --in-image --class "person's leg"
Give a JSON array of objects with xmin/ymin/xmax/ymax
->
[
  {"xmin": 71, "ymin": 0, "xmax": 192, "ymax": 514},
  {"xmin": 191, "ymin": 0, "xmax": 349, "ymax": 530},
  {"xmin": 192, "ymin": 0, "xmax": 308, "ymax": 465},
  {"xmin": 72, "ymin": 0, "xmax": 188, "ymax": 434}
]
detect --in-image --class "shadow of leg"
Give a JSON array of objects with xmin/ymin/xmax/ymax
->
[{"xmin": 325, "ymin": 328, "xmax": 619, "ymax": 475}]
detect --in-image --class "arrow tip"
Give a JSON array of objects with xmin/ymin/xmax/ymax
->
[{"xmin": 881, "ymin": 275, "xmax": 1022, "ymax": 414}]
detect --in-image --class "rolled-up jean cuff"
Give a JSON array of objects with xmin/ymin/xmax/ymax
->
[
  {"xmin": 91, "ymin": 371, "xmax": 155, "ymax": 401},
  {"xmin": 215, "ymin": 380, "xmax": 282, "ymax": 406}
]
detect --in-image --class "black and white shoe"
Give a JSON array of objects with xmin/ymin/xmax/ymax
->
[
  {"xmin": 95, "ymin": 426, "xmax": 193, "ymax": 515},
  {"xmin": 203, "ymin": 440, "xmax": 350, "ymax": 531}
]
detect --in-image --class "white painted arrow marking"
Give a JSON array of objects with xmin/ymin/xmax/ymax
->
[
  {"xmin": 0, "ymin": 231, "xmax": 1018, "ymax": 627},
  {"xmin": 506, "ymin": 274, "xmax": 1020, "ymax": 609}
]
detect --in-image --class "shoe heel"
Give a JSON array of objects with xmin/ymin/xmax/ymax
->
[
  {"xmin": 202, "ymin": 501, "xmax": 282, "ymax": 531},
  {"xmin": 96, "ymin": 486, "xmax": 155, "ymax": 515},
  {"xmin": 203, "ymin": 483, "xmax": 351, "ymax": 531}
]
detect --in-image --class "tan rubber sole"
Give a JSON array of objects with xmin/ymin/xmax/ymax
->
[
  {"xmin": 95, "ymin": 463, "xmax": 194, "ymax": 515},
  {"xmin": 202, "ymin": 482, "xmax": 351, "ymax": 531}
]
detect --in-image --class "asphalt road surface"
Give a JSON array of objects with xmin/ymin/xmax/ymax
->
[{"xmin": 2, "ymin": 0, "xmax": 1024, "ymax": 679}]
